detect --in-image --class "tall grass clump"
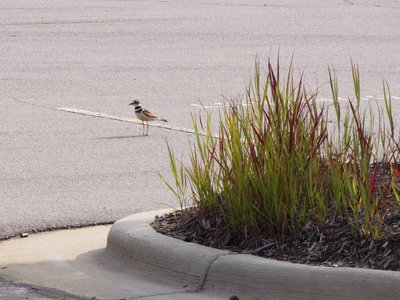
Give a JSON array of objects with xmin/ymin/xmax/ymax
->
[{"xmin": 164, "ymin": 58, "xmax": 400, "ymax": 240}]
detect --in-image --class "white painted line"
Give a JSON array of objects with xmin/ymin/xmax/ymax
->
[
  {"xmin": 190, "ymin": 95, "xmax": 400, "ymax": 110},
  {"xmin": 189, "ymin": 103, "xmax": 202, "ymax": 107},
  {"xmin": 190, "ymin": 101, "xmax": 250, "ymax": 109},
  {"xmin": 56, "ymin": 107, "xmax": 198, "ymax": 135},
  {"xmin": 189, "ymin": 104, "xmax": 216, "ymax": 109}
]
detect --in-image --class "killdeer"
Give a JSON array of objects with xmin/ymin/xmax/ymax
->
[{"xmin": 129, "ymin": 99, "xmax": 168, "ymax": 136}]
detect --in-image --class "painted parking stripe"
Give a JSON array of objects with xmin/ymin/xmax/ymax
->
[{"xmin": 56, "ymin": 107, "xmax": 198, "ymax": 135}]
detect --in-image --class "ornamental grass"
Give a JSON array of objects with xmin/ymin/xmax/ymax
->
[{"xmin": 162, "ymin": 58, "xmax": 400, "ymax": 240}]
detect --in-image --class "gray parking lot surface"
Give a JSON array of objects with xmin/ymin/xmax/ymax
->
[
  {"xmin": 1, "ymin": 0, "xmax": 400, "ymax": 297},
  {"xmin": 0, "ymin": 277, "xmax": 82, "ymax": 300},
  {"xmin": 2, "ymin": 0, "xmax": 400, "ymax": 240}
]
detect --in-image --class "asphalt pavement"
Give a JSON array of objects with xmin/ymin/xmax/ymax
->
[
  {"xmin": 1, "ymin": 0, "xmax": 400, "ymax": 298},
  {"xmin": 2, "ymin": 0, "xmax": 400, "ymax": 241}
]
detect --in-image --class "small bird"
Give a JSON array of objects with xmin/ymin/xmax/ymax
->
[{"xmin": 129, "ymin": 99, "xmax": 168, "ymax": 136}]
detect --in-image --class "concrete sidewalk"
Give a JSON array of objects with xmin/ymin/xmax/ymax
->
[
  {"xmin": 0, "ymin": 210, "xmax": 228, "ymax": 300},
  {"xmin": 1, "ymin": 210, "xmax": 400, "ymax": 300}
]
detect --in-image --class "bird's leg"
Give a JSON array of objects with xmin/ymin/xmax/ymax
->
[
  {"xmin": 142, "ymin": 121, "xmax": 145, "ymax": 136},
  {"xmin": 146, "ymin": 122, "xmax": 149, "ymax": 136}
]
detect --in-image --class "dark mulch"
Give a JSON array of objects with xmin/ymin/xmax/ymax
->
[{"xmin": 151, "ymin": 206, "xmax": 400, "ymax": 271}]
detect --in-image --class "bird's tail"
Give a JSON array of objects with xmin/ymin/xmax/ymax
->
[{"xmin": 158, "ymin": 118, "xmax": 168, "ymax": 122}]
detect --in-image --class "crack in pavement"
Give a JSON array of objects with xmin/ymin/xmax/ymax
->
[
  {"xmin": 0, "ymin": 17, "xmax": 195, "ymax": 27},
  {"xmin": 198, "ymin": 252, "xmax": 237, "ymax": 292}
]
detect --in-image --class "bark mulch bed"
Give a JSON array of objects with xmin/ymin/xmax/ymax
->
[{"xmin": 151, "ymin": 207, "xmax": 400, "ymax": 271}]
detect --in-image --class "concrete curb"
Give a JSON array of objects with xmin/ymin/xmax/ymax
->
[
  {"xmin": 205, "ymin": 254, "xmax": 400, "ymax": 299},
  {"xmin": 107, "ymin": 210, "xmax": 400, "ymax": 299},
  {"xmin": 106, "ymin": 209, "xmax": 230, "ymax": 291}
]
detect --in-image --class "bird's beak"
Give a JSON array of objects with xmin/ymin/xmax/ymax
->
[{"xmin": 129, "ymin": 102, "xmax": 134, "ymax": 106}]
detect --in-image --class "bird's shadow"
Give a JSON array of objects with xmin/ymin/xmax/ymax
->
[{"xmin": 96, "ymin": 135, "xmax": 148, "ymax": 140}]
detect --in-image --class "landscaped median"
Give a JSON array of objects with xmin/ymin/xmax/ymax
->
[
  {"xmin": 108, "ymin": 58, "xmax": 400, "ymax": 299},
  {"xmin": 106, "ymin": 209, "xmax": 400, "ymax": 300},
  {"xmin": 157, "ymin": 59, "xmax": 400, "ymax": 274}
]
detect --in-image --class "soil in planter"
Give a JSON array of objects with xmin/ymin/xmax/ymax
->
[{"xmin": 151, "ymin": 206, "xmax": 400, "ymax": 271}]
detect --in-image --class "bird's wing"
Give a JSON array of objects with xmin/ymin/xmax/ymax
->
[
  {"xmin": 142, "ymin": 108, "xmax": 167, "ymax": 122},
  {"xmin": 143, "ymin": 108, "xmax": 160, "ymax": 119},
  {"xmin": 143, "ymin": 108, "xmax": 158, "ymax": 119}
]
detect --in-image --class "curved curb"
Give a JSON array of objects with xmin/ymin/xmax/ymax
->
[
  {"xmin": 106, "ymin": 209, "xmax": 230, "ymax": 291},
  {"xmin": 107, "ymin": 210, "xmax": 400, "ymax": 299}
]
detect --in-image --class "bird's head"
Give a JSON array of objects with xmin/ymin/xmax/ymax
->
[{"xmin": 129, "ymin": 99, "xmax": 140, "ymax": 106}]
